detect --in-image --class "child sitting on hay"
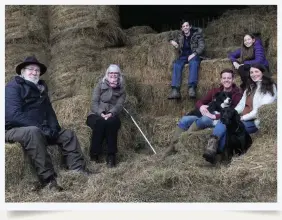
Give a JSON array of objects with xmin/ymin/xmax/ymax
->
[{"xmin": 228, "ymin": 33, "xmax": 269, "ymax": 90}]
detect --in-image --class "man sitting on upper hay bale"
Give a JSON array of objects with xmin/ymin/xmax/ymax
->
[
  {"xmin": 5, "ymin": 56, "xmax": 92, "ymax": 192},
  {"xmin": 163, "ymin": 69, "xmax": 242, "ymax": 158},
  {"xmin": 168, "ymin": 20, "xmax": 205, "ymax": 99}
]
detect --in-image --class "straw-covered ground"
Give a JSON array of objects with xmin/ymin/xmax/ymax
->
[{"xmin": 5, "ymin": 5, "xmax": 277, "ymax": 202}]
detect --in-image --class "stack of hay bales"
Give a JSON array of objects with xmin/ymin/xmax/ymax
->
[
  {"xmin": 5, "ymin": 5, "xmax": 49, "ymax": 83},
  {"xmin": 47, "ymin": 5, "xmax": 127, "ymax": 101}
]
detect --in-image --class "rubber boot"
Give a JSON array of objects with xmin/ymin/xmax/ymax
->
[
  {"xmin": 162, "ymin": 126, "xmax": 185, "ymax": 158},
  {"xmin": 187, "ymin": 121, "xmax": 200, "ymax": 132}
]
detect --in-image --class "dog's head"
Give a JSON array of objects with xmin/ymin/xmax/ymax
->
[
  {"xmin": 220, "ymin": 107, "xmax": 240, "ymax": 126},
  {"xmin": 214, "ymin": 91, "xmax": 232, "ymax": 108}
]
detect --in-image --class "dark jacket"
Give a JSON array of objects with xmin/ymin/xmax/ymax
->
[
  {"xmin": 89, "ymin": 79, "xmax": 126, "ymax": 117},
  {"xmin": 228, "ymin": 38, "xmax": 269, "ymax": 67},
  {"xmin": 5, "ymin": 76, "xmax": 61, "ymax": 131},
  {"xmin": 195, "ymin": 84, "xmax": 242, "ymax": 119},
  {"xmin": 169, "ymin": 27, "xmax": 205, "ymax": 56}
]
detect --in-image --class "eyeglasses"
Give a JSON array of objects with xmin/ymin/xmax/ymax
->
[{"xmin": 24, "ymin": 68, "xmax": 41, "ymax": 73}]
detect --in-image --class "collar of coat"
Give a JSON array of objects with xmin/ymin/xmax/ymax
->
[
  {"xmin": 14, "ymin": 75, "xmax": 47, "ymax": 92},
  {"xmin": 182, "ymin": 27, "xmax": 202, "ymax": 37}
]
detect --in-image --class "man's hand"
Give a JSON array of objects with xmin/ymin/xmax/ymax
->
[
  {"xmin": 170, "ymin": 40, "xmax": 179, "ymax": 48},
  {"xmin": 188, "ymin": 53, "xmax": 196, "ymax": 62},
  {"xmin": 41, "ymin": 124, "xmax": 59, "ymax": 141},
  {"xmin": 199, "ymin": 105, "xmax": 209, "ymax": 116},
  {"xmin": 199, "ymin": 105, "xmax": 216, "ymax": 119}
]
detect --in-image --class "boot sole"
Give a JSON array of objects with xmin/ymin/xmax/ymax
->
[{"xmin": 203, "ymin": 153, "xmax": 216, "ymax": 164}]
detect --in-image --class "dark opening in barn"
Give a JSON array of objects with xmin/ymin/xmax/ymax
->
[{"xmin": 120, "ymin": 5, "xmax": 249, "ymax": 32}]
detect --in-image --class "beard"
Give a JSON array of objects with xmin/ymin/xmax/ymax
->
[{"xmin": 22, "ymin": 75, "xmax": 39, "ymax": 85}]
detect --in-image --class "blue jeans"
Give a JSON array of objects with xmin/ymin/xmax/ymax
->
[
  {"xmin": 213, "ymin": 120, "xmax": 258, "ymax": 152},
  {"xmin": 171, "ymin": 55, "xmax": 201, "ymax": 88},
  {"xmin": 178, "ymin": 115, "xmax": 214, "ymax": 130}
]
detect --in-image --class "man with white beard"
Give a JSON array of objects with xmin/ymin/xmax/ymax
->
[{"xmin": 5, "ymin": 56, "xmax": 91, "ymax": 192}]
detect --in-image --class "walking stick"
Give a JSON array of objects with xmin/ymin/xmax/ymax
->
[{"xmin": 123, "ymin": 107, "xmax": 157, "ymax": 154}]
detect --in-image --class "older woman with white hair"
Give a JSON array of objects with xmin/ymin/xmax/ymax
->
[{"xmin": 86, "ymin": 64, "xmax": 126, "ymax": 168}]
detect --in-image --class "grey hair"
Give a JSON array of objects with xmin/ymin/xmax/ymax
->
[{"xmin": 102, "ymin": 64, "xmax": 124, "ymax": 86}]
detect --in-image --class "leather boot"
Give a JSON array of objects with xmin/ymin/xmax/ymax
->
[
  {"xmin": 168, "ymin": 87, "xmax": 181, "ymax": 99},
  {"xmin": 187, "ymin": 121, "xmax": 200, "ymax": 132},
  {"xmin": 42, "ymin": 176, "xmax": 63, "ymax": 192},
  {"xmin": 162, "ymin": 126, "xmax": 185, "ymax": 158},
  {"xmin": 203, "ymin": 135, "xmax": 219, "ymax": 164},
  {"xmin": 90, "ymin": 154, "xmax": 103, "ymax": 163},
  {"xmin": 107, "ymin": 154, "xmax": 117, "ymax": 168}
]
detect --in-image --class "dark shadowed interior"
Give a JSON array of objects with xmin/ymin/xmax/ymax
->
[{"xmin": 120, "ymin": 5, "xmax": 249, "ymax": 32}]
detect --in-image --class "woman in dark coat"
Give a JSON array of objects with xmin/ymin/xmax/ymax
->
[
  {"xmin": 86, "ymin": 64, "xmax": 126, "ymax": 168},
  {"xmin": 228, "ymin": 33, "xmax": 269, "ymax": 90}
]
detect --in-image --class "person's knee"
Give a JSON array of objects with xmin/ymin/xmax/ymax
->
[
  {"xmin": 178, "ymin": 117, "xmax": 193, "ymax": 130},
  {"xmin": 174, "ymin": 59, "xmax": 184, "ymax": 67},
  {"xmin": 107, "ymin": 117, "xmax": 121, "ymax": 130},
  {"xmin": 196, "ymin": 117, "xmax": 211, "ymax": 128},
  {"xmin": 26, "ymin": 126, "xmax": 43, "ymax": 136},
  {"xmin": 63, "ymin": 129, "xmax": 75, "ymax": 140},
  {"xmin": 189, "ymin": 56, "xmax": 200, "ymax": 64}
]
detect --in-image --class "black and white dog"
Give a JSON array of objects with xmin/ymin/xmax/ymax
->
[
  {"xmin": 185, "ymin": 91, "xmax": 232, "ymax": 125},
  {"xmin": 220, "ymin": 107, "xmax": 252, "ymax": 161}
]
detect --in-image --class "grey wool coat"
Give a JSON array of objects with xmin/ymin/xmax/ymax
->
[{"xmin": 89, "ymin": 79, "xmax": 126, "ymax": 117}]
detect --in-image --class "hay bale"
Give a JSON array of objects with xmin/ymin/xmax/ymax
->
[
  {"xmin": 257, "ymin": 102, "xmax": 277, "ymax": 136},
  {"xmin": 5, "ymin": 143, "xmax": 25, "ymax": 187},
  {"xmin": 126, "ymin": 30, "xmax": 178, "ymax": 46},
  {"xmin": 139, "ymin": 116, "xmax": 179, "ymax": 149},
  {"xmin": 5, "ymin": 5, "xmax": 48, "ymax": 43},
  {"xmin": 268, "ymin": 56, "xmax": 277, "ymax": 75},
  {"xmin": 204, "ymin": 46, "xmax": 239, "ymax": 59},
  {"xmin": 49, "ymin": 6, "xmax": 125, "ymax": 48},
  {"xmin": 124, "ymin": 26, "xmax": 157, "ymax": 36},
  {"xmin": 100, "ymin": 42, "xmax": 177, "ymax": 82}
]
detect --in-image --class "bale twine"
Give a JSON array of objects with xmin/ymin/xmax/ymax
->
[{"xmin": 5, "ymin": 5, "xmax": 49, "ymax": 44}]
